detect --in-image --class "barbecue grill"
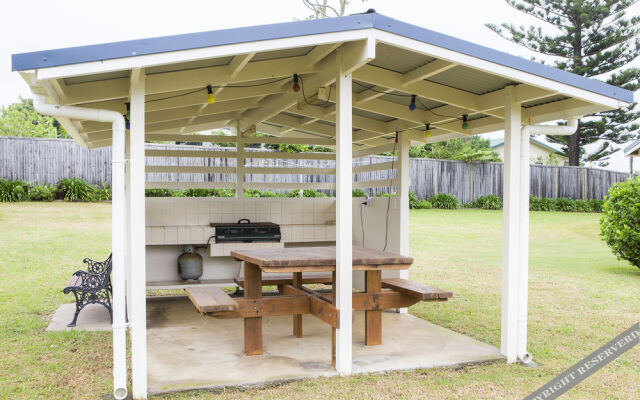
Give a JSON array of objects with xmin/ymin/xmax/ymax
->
[{"xmin": 210, "ymin": 219, "xmax": 281, "ymax": 243}]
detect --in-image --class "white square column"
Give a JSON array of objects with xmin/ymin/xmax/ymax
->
[
  {"xmin": 501, "ymin": 86, "xmax": 521, "ymax": 363},
  {"xmin": 334, "ymin": 50, "xmax": 353, "ymax": 375},
  {"xmin": 129, "ymin": 68, "xmax": 148, "ymax": 399},
  {"xmin": 234, "ymin": 120, "xmax": 245, "ymax": 197}
]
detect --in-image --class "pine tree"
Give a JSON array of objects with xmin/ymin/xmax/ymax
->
[{"xmin": 487, "ymin": 0, "xmax": 640, "ymax": 166}]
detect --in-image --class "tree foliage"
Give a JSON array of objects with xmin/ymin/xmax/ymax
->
[
  {"xmin": 409, "ymin": 137, "xmax": 502, "ymax": 162},
  {"xmin": 302, "ymin": 0, "xmax": 367, "ymax": 18},
  {"xmin": 487, "ymin": 0, "xmax": 640, "ymax": 166},
  {"xmin": 0, "ymin": 97, "xmax": 68, "ymax": 138}
]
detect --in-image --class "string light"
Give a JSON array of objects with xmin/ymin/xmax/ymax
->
[
  {"xmin": 292, "ymin": 74, "xmax": 301, "ymax": 92},
  {"xmin": 206, "ymin": 85, "xmax": 215, "ymax": 104},
  {"xmin": 462, "ymin": 115, "xmax": 469, "ymax": 130},
  {"xmin": 409, "ymin": 95, "xmax": 417, "ymax": 111},
  {"xmin": 424, "ymin": 124, "xmax": 431, "ymax": 138}
]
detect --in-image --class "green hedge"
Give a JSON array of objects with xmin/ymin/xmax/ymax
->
[
  {"xmin": 0, "ymin": 178, "xmax": 111, "ymax": 202},
  {"xmin": 0, "ymin": 178, "xmax": 608, "ymax": 213},
  {"xmin": 600, "ymin": 176, "xmax": 640, "ymax": 269}
]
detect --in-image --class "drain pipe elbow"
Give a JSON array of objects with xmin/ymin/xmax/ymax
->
[{"xmin": 33, "ymin": 96, "xmax": 128, "ymax": 400}]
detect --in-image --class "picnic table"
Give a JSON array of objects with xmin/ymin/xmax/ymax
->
[{"xmin": 185, "ymin": 246, "xmax": 452, "ymax": 365}]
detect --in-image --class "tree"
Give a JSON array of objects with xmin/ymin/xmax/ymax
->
[
  {"xmin": 409, "ymin": 137, "xmax": 502, "ymax": 162},
  {"xmin": 302, "ymin": 0, "xmax": 367, "ymax": 18},
  {"xmin": 0, "ymin": 97, "xmax": 68, "ymax": 138},
  {"xmin": 487, "ymin": 0, "xmax": 640, "ymax": 166}
]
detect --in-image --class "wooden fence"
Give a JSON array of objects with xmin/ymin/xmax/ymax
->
[{"xmin": 1, "ymin": 136, "xmax": 634, "ymax": 201}]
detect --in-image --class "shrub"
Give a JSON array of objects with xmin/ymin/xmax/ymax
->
[
  {"xmin": 286, "ymin": 190, "xmax": 302, "ymax": 198},
  {"xmin": 94, "ymin": 182, "xmax": 111, "ymax": 201},
  {"xmin": 244, "ymin": 189, "xmax": 282, "ymax": 198},
  {"xmin": 145, "ymin": 189, "xmax": 174, "ymax": 197},
  {"xmin": 409, "ymin": 191, "xmax": 420, "ymax": 209},
  {"xmin": 587, "ymin": 199, "xmax": 604, "ymax": 213},
  {"xmin": 574, "ymin": 199, "xmax": 591, "ymax": 212},
  {"xmin": 600, "ymin": 177, "xmax": 640, "ymax": 269},
  {"xmin": 0, "ymin": 179, "xmax": 29, "ymax": 202},
  {"xmin": 471, "ymin": 194, "xmax": 503, "ymax": 210},
  {"xmin": 529, "ymin": 196, "xmax": 556, "ymax": 211},
  {"xmin": 210, "ymin": 189, "xmax": 235, "ymax": 197},
  {"xmin": 243, "ymin": 189, "xmax": 263, "ymax": 198},
  {"xmin": 352, "ymin": 189, "xmax": 367, "ymax": 197},
  {"xmin": 554, "ymin": 197, "xmax": 577, "ymax": 212},
  {"xmin": 415, "ymin": 200, "xmax": 432, "ymax": 209},
  {"xmin": 182, "ymin": 189, "xmax": 212, "ymax": 197},
  {"xmin": 303, "ymin": 189, "xmax": 327, "ymax": 198},
  {"xmin": 429, "ymin": 193, "xmax": 459, "ymax": 209},
  {"xmin": 377, "ymin": 192, "xmax": 398, "ymax": 197},
  {"xmin": 27, "ymin": 182, "xmax": 56, "ymax": 202},
  {"xmin": 57, "ymin": 178, "xmax": 95, "ymax": 202},
  {"xmin": 258, "ymin": 190, "xmax": 283, "ymax": 198}
]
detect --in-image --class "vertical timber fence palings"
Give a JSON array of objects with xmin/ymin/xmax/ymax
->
[{"xmin": 0, "ymin": 136, "xmax": 635, "ymax": 200}]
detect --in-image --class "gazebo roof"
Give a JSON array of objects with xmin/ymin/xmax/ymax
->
[{"xmin": 13, "ymin": 12, "xmax": 635, "ymax": 149}]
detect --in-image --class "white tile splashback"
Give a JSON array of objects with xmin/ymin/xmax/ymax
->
[{"xmin": 146, "ymin": 197, "xmax": 336, "ymax": 245}]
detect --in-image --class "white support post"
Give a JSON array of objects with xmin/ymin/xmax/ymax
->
[
  {"xmin": 501, "ymin": 86, "xmax": 521, "ymax": 363},
  {"xmin": 397, "ymin": 131, "xmax": 410, "ymax": 258},
  {"xmin": 235, "ymin": 120, "xmax": 245, "ymax": 198},
  {"xmin": 396, "ymin": 131, "xmax": 410, "ymax": 313},
  {"xmin": 129, "ymin": 68, "xmax": 148, "ymax": 399},
  {"xmin": 125, "ymin": 134, "xmax": 132, "ymax": 319},
  {"xmin": 335, "ymin": 49, "xmax": 353, "ymax": 375},
  {"xmin": 518, "ymin": 123, "xmax": 531, "ymax": 363}
]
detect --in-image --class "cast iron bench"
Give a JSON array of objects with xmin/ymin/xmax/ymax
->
[{"xmin": 63, "ymin": 254, "xmax": 113, "ymax": 327}]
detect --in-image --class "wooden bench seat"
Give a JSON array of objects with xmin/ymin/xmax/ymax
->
[
  {"xmin": 235, "ymin": 274, "xmax": 333, "ymax": 288},
  {"xmin": 381, "ymin": 278, "xmax": 453, "ymax": 301},
  {"xmin": 185, "ymin": 286, "xmax": 238, "ymax": 314}
]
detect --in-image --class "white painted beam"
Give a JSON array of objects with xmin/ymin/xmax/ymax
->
[{"xmin": 402, "ymin": 60, "xmax": 457, "ymax": 86}]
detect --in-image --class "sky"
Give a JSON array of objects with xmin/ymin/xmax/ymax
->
[{"xmin": 1, "ymin": 0, "xmax": 638, "ymax": 172}]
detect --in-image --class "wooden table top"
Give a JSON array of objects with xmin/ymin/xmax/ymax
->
[{"xmin": 231, "ymin": 246, "xmax": 413, "ymax": 272}]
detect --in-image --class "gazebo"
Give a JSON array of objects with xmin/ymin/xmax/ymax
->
[{"xmin": 12, "ymin": 11, "xmax": 634, "ymax": 399}]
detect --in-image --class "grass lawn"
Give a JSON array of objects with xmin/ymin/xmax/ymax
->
[{"xmin": 1, "ymin": 202, "xmax": 639, "ymax": 399}]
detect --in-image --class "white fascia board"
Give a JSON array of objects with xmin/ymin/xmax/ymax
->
[
  {"xmin": 36, "ymin": 30, "xmax": 376, "ymax": 81},
  {"xmin": 373, "ymin": 31, "xmax": 629, "ymax": 111}
]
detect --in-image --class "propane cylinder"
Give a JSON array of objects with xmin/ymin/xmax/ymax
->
[{"xmin": 177, "ymin": 245, "xmax": 203, "ymax": 281}]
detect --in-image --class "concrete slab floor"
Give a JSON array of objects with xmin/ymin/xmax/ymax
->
[
  {"xmin": 47, "ymin": 303, "xmax": 112, "ymax": 332},
  {"xmin": 147, "ymin": 296, "xmax": 504, "ymax": 395}
]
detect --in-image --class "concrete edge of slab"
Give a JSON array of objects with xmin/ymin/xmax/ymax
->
[{"xmin": 149, "ymin": 356, "xmax": 506, "ymax": 396}]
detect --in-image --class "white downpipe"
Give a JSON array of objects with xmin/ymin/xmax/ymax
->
[
  {"xmin": 33, "ymin": 96, "xmax": 129, "ymax": 399},
  {"xmin": 517, "ymin": 118, "xmax": 578, "ymax": 365}
]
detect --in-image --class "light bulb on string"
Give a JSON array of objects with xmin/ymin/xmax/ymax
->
[
  {"xmin": 424, "ymin": 124, "xmax": 431, "ymax": 138},
  {"xmin": 409, "ymin": 95, "xmax": 417, "ymax": 111},
  {"xmin": 206, "ymin": 85, "xmax": 215, "ymax": 104},
  {"xmin": 461, "ymin": 115, "xmax": 469, "ymax": 130},
  {"xmin": 292, "ymin": 74, "xmax": 301, "ymax": 92},
  {"xmin": 123, "ymin": 115, "xmax": 130, "ymax": 130}
]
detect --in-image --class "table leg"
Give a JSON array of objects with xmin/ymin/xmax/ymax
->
[
  {"xmin": 244, "ymin": 262, "xmax": 262, "ymax": 356},
  {"xmin": 331, "ymin": 270, "xmax": 336, "ymax": 367},
  {"xmin": 293, "ymin": 272, "xmax": 303, "ymax": 338},
  {"xmin": 365, "ymin": 270, "xmax": 382, "ymax": 346}
]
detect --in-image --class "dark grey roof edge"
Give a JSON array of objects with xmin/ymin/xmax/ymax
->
[
  {"xmin": 11, "ymin": 14, "xmax": 375, "ymax": 72},
  {"xmin": 624, "ymin": 138, "xmax": 640, "ymax": 153},
  {"xmin": 12, "ymin": 12, "xmax": 634, "ymax": 104},
  {"xmin": 370, "ymin": 14, "xmax": 633, "ymax": 104}
]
